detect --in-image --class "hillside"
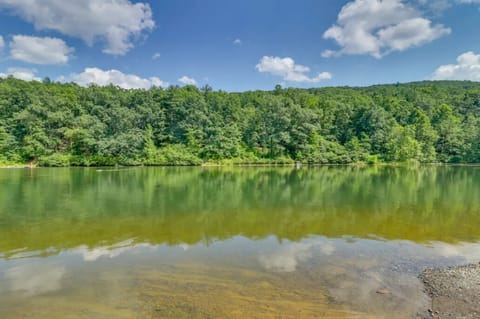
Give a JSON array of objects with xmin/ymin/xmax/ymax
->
[{"xmin": 1, "ymin": 78, "xmax": 480, "ymax": 166}]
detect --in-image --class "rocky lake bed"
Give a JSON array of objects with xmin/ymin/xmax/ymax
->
[{"xmin": 420, "ymin": 263, "xmax": 480, "ymax": 318}]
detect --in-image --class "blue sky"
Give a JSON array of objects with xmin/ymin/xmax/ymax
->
[{"xmin": 0, "ymin": 0, "xmax": 479, "ymax": 91}]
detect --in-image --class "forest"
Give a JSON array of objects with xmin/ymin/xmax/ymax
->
[{"xmin": 0, "ymin": 77, "xmax": 479, "ymax": 166}]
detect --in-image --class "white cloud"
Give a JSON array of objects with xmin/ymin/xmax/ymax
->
[
  {"xmin": 178, "ymin": 75, "xmax": 197, "ymax": 85},
  {"xmin": 377, "ymin": 18, "xmax": 449, "ymax": 52},
  {"xmin": 152, "ymin": 52, "xmax": 161, "ymax": 60},
  {"xmin": 321, "ymin": 49, "xmax": 336, "ymax": 58},
  {"xmin": 233, "ymin": 38, "xmax": 242, "ymax": 45},
  {"xmin": 67, "ymin": 67, "xmax": 168, "ymax": 89},
  {"xmin": 10, "ymin": 35, "xmax": 73, "ymax": 65},
  {"xmin": 417, "ymin": 0, "xmax": 451, "ymax": 13},
  {"xmin": 0, "ymin": 67, "xmax": 41, "ymax": 81},
  {"xmin": 323, "ymin": 0, "xmax": 451, "ymax": 58},
  {"xmin": 0, "ymin": 0, "xmax": 155, "ymax": 55},
  {"xmin": 418, "ymin": 0, "xmax": 480, "ymax": 13},
  {"xmin": 256, "ymin": 56, "xmax": 332, "ymax": 83},
  {"xmin": 0, "ymin": 35, "xmax": 4, "ymax": 50},
  {"xmin": 431, "ymin": 51, "xmax": 480, "ymax": 81}
]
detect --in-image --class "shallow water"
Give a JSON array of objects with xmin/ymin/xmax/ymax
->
[{"xmin": 0, "ymin": 166, "xmax": 480, "ymax": 318}]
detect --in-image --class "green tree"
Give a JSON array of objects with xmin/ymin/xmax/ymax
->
[{"xmin": 143, "ymin": 124, "xmax": 157, "ymax": 165}]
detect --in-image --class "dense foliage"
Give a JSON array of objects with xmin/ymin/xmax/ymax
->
[{"xmin": 1, "ymin": 78, "xmax": 480, "ymax": 166}]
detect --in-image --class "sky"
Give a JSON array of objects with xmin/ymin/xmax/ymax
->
[{"xmin": 0, "ymin": 0, "xmax": 479, "ymax": 92}]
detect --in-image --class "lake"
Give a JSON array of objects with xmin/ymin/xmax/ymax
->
[{"xmin": 0, "ymin": 166, "xmax": 479, "ymax": 318}]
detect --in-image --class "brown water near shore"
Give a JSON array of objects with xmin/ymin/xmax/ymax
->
[{"xmin": 3, "ymin": 264, "xmax": 367, "ymax": 319}]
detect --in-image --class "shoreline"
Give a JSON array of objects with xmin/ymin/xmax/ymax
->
[
  {"xmin": 2, "ymin": 162, "xmax": 480, "ymax": 169},
  {"xmin": 420, "ymin": 263, "xmax": 480, "ymax": 318}
]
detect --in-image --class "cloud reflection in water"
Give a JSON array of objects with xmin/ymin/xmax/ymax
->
[
  {"xmin": 5, "ymin": 263, "xmax": 66, "ymax": 296},
  {"xmin": 258, "ymin": 238, "xmax": 335, "ymax": 272}
]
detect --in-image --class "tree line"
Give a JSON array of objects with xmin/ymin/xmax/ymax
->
[{"xmin": 0, "ymin": 77, "xmax": 479, "ymax": 166}]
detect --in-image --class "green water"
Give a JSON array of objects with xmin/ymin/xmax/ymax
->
[{"xmin": 0, "ymin": 166, "xmax": 480, "ymax": 318}]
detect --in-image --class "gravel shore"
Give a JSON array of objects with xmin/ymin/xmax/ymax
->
[{"xmin": 420, "ymin": 263, "xmax": 480, "ymax": 318}]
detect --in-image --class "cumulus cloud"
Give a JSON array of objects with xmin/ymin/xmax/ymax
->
[
  {"xmin": 9, "ymin": 35, "xmax": 73, "ymax": 65},
  {"xmin": 0, "ymin": 67, "xmax": 41, "ymax": 81},
  {"xmin": 323, "ymin": 0, "xmax": 451, "ymax": 58},
  {"xmin": 233, "ymin": 38, "xmax": 242, "ymax": 45},
  {"xmin": 432, "ymin": 51, "xmax": 480, "ymax": 81},
  {"xmin": 178, "ymin": 75, "xmax": 197, "ymax": 85},
  {"xmin": 0, "ymin": 0, "xmax": 155, "ymax": 55},
  {"xmin": 256, "ymin": 56, "xmax": 332, "ymax": 83},
  {"xmin": 67, "ymin": 67, "xmax": 168, "ymax": 89},
  {"xmin": 0, "ymin": 35, "xmax": 4, "ymax": 50}
]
